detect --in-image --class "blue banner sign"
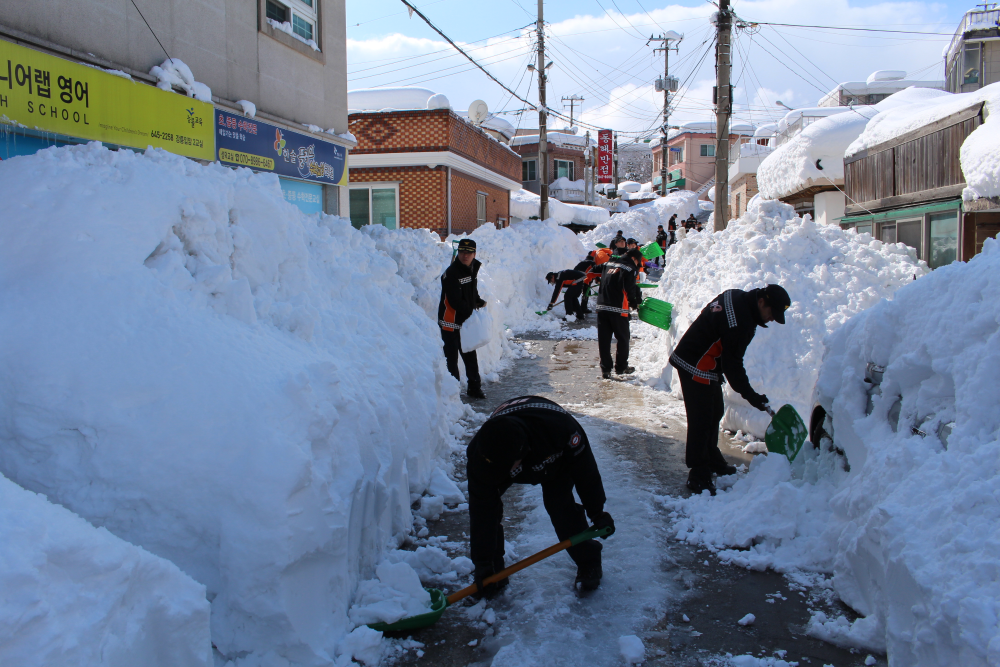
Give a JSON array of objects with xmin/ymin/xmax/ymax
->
[{"xmin": 214, "ymin": 109, "xmax": 347, "ymax": 185}]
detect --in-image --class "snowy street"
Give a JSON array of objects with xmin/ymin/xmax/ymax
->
[{"xmin": 392, "ymin": 329, "xmax": 875, "ymax": 667}]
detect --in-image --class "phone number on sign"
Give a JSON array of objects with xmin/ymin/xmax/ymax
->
[{"xmin": 219, "ymin": 148, "xmax": 275, "ymax": 170}]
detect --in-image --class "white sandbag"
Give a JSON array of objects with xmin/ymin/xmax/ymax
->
[{"xmin": 460, "ymin": 308, "xmax": 493, "ymax": 352}]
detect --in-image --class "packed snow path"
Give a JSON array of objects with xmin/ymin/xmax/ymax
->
[{"xmin": 394, "ymin": 329, "xmax": 877, "ymax": 667}]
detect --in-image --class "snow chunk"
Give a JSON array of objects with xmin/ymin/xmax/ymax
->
[
  {"xmin": 304, "ymin": 123, "xmax": 323, "ymax": 133},
  {"xmin": 738, "ymin": 613, "xmax": 756, "ymax": 626},
  {"xmin": 347, "ymin": 561, "xmax": 431, "ymax": 626},
  {"xmin": 335, "ymin": 626, "xmax": 385, "ymax": 667},
  {"xmin": 509, "ymin": 188, "xmax": 609, "ymax": 226},
  {"xmin": 149, "ymin": 58, "xmax": 212, "ymax": 102},
  {"xmin": 426, "ymin": 93, "xmax": 450, "ymax": 109},
  {"xmin": 236, "ymin": 100, "xmax": 256, "ymax": 117},
  {"xmin": 427, "ymin": 467, "xmax": 465, "ymax": 504},
  {"xmin": 618, "ymin": 635, "xmax": 645, "ymax": 663},
  {"xmin": 0, "ymin": 472, "xmax": 211, "ymax": 666},
  {"xmin": 806, "ymin": 611, "xmax": 885, "ymax": 652},
  {"xmin": 632, "ymin": 197, "xmax": 925, "ymax": 439}
]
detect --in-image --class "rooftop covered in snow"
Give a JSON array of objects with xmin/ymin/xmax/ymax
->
[{"xmin": 817, "ymin": 70, "xmax": 945, "ymax": 107}]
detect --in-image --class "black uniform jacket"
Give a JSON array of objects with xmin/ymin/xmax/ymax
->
[
  {"xmin": 592, "ymin": 257, "xmax": 642, "ymax": 318},
  {"xmin": 669, "ymin": 289, "xmax": 766, "ymax": 405},
  {"xmin": 549, "ymin": 269, "xmax": 586, "ymax": 304},
  {"xmin": 438, "ymin": 258, "xmax": 482, "ymax": 331},
  {"xmin": 467, "ymin": 396, "xmax": 606, "ymax": 515},
  {"xmin": 655, "ymin": 230, "xmax": 668, "ymax": 248}
]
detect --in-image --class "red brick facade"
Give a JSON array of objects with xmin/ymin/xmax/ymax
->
[{"xmin": 347, "ymin": 109, "xmax": 519, "ymax": 237}]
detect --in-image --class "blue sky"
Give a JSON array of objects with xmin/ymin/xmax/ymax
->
[{"xmin": 345, "ymin": 1, "xmax": 981, "ymax": 135}]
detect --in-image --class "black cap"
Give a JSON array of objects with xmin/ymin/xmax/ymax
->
[
  {"xmin": 474, "ymin": 417, "xmax": 528, "ymax": 470},
  {"xmin": 457, "ymin": 238, "xmax": 476, "ymax": 252},
  {"xmin": 546, "ymin": 272, "xmax": 557, "ymax": 282},
  {"xmin": 626, "ymin": 237, "xmax": 637, "ymax": 245},
  {"xmin": 763, "ymin": 284, "xmax": 791, "ymax": 324},
  {"xmin": 625, "ymin": 248, "xmax": 644, "ymax": 263}
]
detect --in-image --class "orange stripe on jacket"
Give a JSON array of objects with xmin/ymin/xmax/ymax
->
[
  {"xmin": 442, "ymin": 297, "xmax": 458, "ymax": 330},
  {"xmin": 694, "ymin": 340, "xmax": 723, "ymax": 384}
]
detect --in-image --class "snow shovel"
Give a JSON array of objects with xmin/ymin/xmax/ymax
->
[
  {"xmin": 637, "ymin": 297, "xmax": 672, "ymax": 331},
  {"xmin": 367, "ymin": 525, "xmax": 612, "ymax": 633},
  {"xmin": 595, "ymin": 242, "xmax": 608, "ymax": 249},
  {"xmin": 637, "ymin": 283, "xmax": 658, "ymax": 289},
  {"xmin": 535, "ymin": 299, "xmax": 563, "ymax": 316},
  {"xmin": 764, "ymin": 404, "xmax": 808, "ymax": 460},
  {"xmin": 640, "ymin": 242, "xmax": 664, "ymax": 260}
]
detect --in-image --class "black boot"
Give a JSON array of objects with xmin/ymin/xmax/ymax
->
[
  {"xmin": 712, "ymin": 462, "xmax": 738, "ymax": 476},
  {"xmin": 686, "ymin": 469, "xmax": 717, "ymax": 496},
  {"xmin": 575, "ymin": 562, "xmax": 603, "ymax": 591},
  {"xmin": 467, "ymin": 385, "xmax": 486, "ymax": 400}
]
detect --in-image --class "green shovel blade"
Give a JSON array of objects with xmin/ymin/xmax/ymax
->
[
  {"xmin": 765, "ymin": 404, "xmax": 808, "ymax": 460},
  {"xmin": 367, "ymin": 588, "xmax": 449, "ymax": 633},
  {"xmin": 640, "ymin": 242, "xmax": 664, "ymax": 259}
]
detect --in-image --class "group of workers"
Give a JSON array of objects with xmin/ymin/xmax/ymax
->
[{"xmin": 436, "ymin": 229, "xmax": 792, "ymax": 600}]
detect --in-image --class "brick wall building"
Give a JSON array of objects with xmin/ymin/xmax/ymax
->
[{"xmin": 346, "ymin": 108, "xmax": 520, "ymax": 237}]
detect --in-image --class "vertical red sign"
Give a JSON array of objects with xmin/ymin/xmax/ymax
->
[{"xmin": 597, "ymin": 129, "xmax": 613, "ymax": 183}]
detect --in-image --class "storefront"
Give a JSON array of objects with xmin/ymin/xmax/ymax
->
[
  {"xmin": 0, "ymin": 39, "xmax": 213, "ymax": 161},
  {"xmin": 840, "ymin": 200, "xmax": 964, "ymax": 269},
  {"xmin": 214, "ymin": 108, "xmax": 346, "ymax": 216}
]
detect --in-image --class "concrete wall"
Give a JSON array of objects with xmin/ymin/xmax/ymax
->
[
  {"xmin": 1, "ymin": 0, "xmax": 348, "ymax": 133},
  {"xmin": 814, "ymin": 190, "xmax": 846, "ymax": 225}
]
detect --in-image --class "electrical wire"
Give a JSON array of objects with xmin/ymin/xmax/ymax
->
[
  {"xmin": 129, "ymin": 0, "xmax": 171, "ymax": 61},
  {"xmin": 348, "ymin": 34, "xmax": 528, "ymax": 81},
  {"xmin": 747, "ymin": 21, "xmax": 955, "ymax": 36}
]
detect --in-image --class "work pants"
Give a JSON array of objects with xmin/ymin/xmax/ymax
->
[
  {"xmin": 467, "ymin": 460, "xmax": 601, "ymax": 575},
  {"xmin": 580, "ymin": 285, "xmax": 592, "ymax": 312},
  {"xmin": 564, "ymin": 285, "xmax": 584, "ymax": 317},
  {"xmin": 597, "ymin": 311, "xmax": 631, "ymax": 373},
  {"xmin": 677, "ymin": 370, "xmax": 728, "ymax": 473},
  {"xmin": 441, "ymin": 328, "xmax": 481, "ymax": 391}
]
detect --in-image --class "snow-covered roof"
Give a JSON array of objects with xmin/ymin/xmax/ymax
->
[
  {"xmin": 509, "ymin": 132, "xmax": 594, "ymax": 148},
  {"xmin": 347, "ymin": 87, "xmax": 451, "ymax": 112},
  {"xmin": 758, "ymin": 106, "xmax": 880, "ymax": 199},
  {"xmin": 816, "ymin": 71, "xmax": 945, "ymax": 107},
  {"xmin": 666, "ymin": 120, "xmax": 755, "ymax": 140},
  {"xmin": 455, "ymin": 112, "xmax": 516, "ymax": 138},
  {"xmin": 754, "ymin": 123, "xmax": 778, "ymax": 138},
  {"xmin": 945, "ymin": 7, "xmax": 1000, "ymax": 63}
]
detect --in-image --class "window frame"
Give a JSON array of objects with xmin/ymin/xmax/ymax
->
[
  {"xmin": 261, "ymin": 0, "xmax": 322, "ymax": 56},
  {"xmin": 700, "ymin": 144, "xmax": 715, "ymax": 157},
  {"xmin": 553, "ymin": 159, "xmax": 574, "ymax": 181},
  {"xmin": 522, "ymin": 158, "xmax": 537, "ymax": 182},
  {"xmin": 348, "ymin": 182, "xmax": 400, "ymax": 230},
  {"xmin": 963, "ymin": 42, "xmax": 981, "ymax": 86},
  {"xmin": 476, "ymin": 191, "xmax": 488, "ymax": 226}
]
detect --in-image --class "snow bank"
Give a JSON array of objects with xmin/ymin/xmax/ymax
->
[
  {"xmin": 149, "ymin": 58, "xmax": 212, "ymax": 102},
  {"xmin": 0, "ymin": 143, "xmax": 461, "ymax": 664},
  {"xmin": 579, "ymin": 190, "xmax": 701, "ymax": 247},
  {"xmin": 632, "ymin": 198, "xmax": 926, "ymax": 438},
  {"xmin": 509, "ymin": 188, "xmax": 609, "ymax": 226},
  {"xmin": 0, "ymin": 472, "xmax": 211, "ymax": 667},
  {"xmin": 757, "ymin": 108, "xmax": 877, "ymax": 199},
  {"xmin": 665, "ymin": 239, "xmax": 1000, "ymax": 666}
]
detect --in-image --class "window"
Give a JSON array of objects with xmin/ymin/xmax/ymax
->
[
  {"xmin": 554, "ymin": 159, "xmax": 574, "ymax": 180},
  {"xmin": 929, "ymin": 212, "xmax": 958, "ymax": 268},
  {"xmin": 265, "ymin": 0, "xmax": 288, "ymax": 22},
  {"xmin": 700, "ymin": 144, "xmax": 715, "ymax": 157},
  {"xmin": 522, "ymin": 159, "xmax": 537, "ymax": 182},
  {"xmin": 348, "ymin": 184, "xmax": 398, "ymax": 230},
  {"xmin": 896, "ymin": 218, "xmax": 922, "ymax": 258},
  {"xmin": 267, "ymin": 0, "xmax": 317, "ymax": 45},
  {"xmin": 669, "ymin": 146, "xmax": 684, "ymax": 165},
  {"xmin": 880, "ymin": 221, "xmax": 896, "ymax": 244},
  {"xmin": 963, "ymin": 43, "xmax": 981, "ymax": 85},
  {"xmin": 855, "ymin": 223, "xmax": 872, "ymax": 236},
  {"xmin": 476, "ymin": 192, "xmax": 487, "ymax": 225}
]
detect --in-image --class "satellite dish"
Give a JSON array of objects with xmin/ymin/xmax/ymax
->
[{"xmin": 468, "ymin": 99, "xmax": 489, "ymax": 126}]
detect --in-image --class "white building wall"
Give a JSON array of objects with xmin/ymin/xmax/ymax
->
[{"xmin": 814, "ymin": 190, "xmax": 846, "ymax": 225}]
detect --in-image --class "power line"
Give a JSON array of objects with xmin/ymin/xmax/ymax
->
[
  {"xmin": 748, "ymin": 21, "xmax": 955, "ymax": 36},
  {"xmin": 129, "ymin": 0, "xmax": 171, "ymax": 62},
  {"xmin": 348, "ymin": 34, "xmax": 527, "ymax": 81}
]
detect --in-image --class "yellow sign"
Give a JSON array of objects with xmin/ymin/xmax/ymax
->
[
  {"xmin": 0, "ymin": 39, "xmax": 214, "ymax": 160},
  {"xmin": 219, "ymin": 147, "xmax": 275, "ymax": 170}
]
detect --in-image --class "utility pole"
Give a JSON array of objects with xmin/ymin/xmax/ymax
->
[
  {"xmin": 562, "ymin": 94, "xmax": 584, "ymax": 128},
  {"xmin": 650, "ymin": 32, "xmax": 681, "ymax": 196},
  {"xmin": 537, "ymin": 0, "xmax": 549, "ymax": 220},
  {"xmin": 584, "ymin": 130, "xmax": 592, "ymax": 204},
  {"xmin": 714, "ymin": 1, "xmax": 732, "ymax": 231},
  {"xmin": 613, "ymin": 131, "xmax": 619, "ymax": 194}
]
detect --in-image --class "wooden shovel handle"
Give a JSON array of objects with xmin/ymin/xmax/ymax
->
[{"xmin": 446, "ymin": 526, "xmax": 611, "ymax": 605}]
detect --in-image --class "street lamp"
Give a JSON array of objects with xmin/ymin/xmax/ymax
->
[{"xmin": 775, "ymin": 100, "xmax": 795, "ymax": 112}]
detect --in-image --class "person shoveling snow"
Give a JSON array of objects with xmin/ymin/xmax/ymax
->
[{"xmin": 669, "ymin": 285, "xmax": 792, "ymax": 495}]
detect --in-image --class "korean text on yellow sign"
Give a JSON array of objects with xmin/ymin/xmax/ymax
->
[{"xmin": 0, "ymin": 39, "xmax": 214, "ymax": 160}]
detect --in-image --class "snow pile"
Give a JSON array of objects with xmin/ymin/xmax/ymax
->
[
  {"xmin": 580, "ymin": 190, "xmax": 701, "ymax": 247},
  {"xmin": 619, "ymin": 181, "xmax": 642, "ymax": 193},
  {"xmin": 0, "ymin": 472, "xmax": 211, "ymax": 667},
  {"xmin": 632, "ymin": 198, "xmax": 926, "ymax": 438},
  {"xmin": 757, "ymin": 107, "xmax": 877, "ymax": 199},
  {"xmin": 0, "ymin": 143, "xmax": 461, "ymax": 664},
  {"xmin": 149, "ymin": 58, "xmax": 212, "ymax": 102},
  {"xmin": 663, "ymin": 239, "xmax": 1000, "ymax": 666},
  {"xmin": 618, "ymin": 635, "xmax": 645, "ymax": 664},
  {"xmin": 236, "ymin": 99, "xmax": 256, "ymax": 117},
  {"xmin": 266, "ymin": 17, "xmax": 321, "ymax": 51},
  {"xmin": 509, "ymin": 188, "xmax": 609, "ymax": 226},
  {"xmin": 426, "ymin": 92, "xmax": 451, "ymax": 109},
  {"xmin": 347, "ymin": 562, "xmax": 431, "ymax": 626}
]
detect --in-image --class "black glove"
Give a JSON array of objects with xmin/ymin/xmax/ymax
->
[
  {"xmin": 592, "ymin": 511, "xmax": 615, "ymax": 539},
  {"xmin": 750, "ymin": 393, "xmax": 769, "ymax": 412},
  {"xmin": 475, "ymin": 298, "xmax": 487, "ymax": 310}
]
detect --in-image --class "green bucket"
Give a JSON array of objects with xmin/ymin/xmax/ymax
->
[
  {"xmin": 641, "ymin": 242, "xmax": 664, "ymax": 259},
  {"xmin": 638, "ymin": 297, "xmax": 672, "ymax": 330}
]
